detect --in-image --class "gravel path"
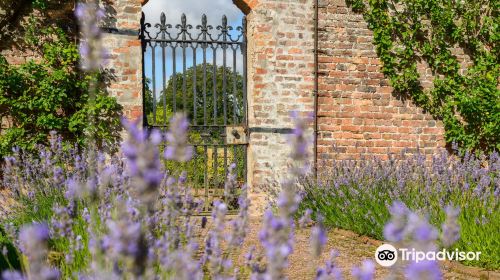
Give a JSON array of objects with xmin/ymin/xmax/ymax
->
[{"xmin": 235, "ymin": 218, "xmax": 500, "ymax": 280}]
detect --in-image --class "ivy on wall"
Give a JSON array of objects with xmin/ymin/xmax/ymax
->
[
  {"xmin": 346, "ymin": 0, "xmax": 499, "ymax": 152},
  {"xmin": 0, "ymin": 0, "xmax": 123, "ymax": 158}
]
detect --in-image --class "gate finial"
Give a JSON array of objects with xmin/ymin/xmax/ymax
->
[
  {"xmin": 222, "ymin": 15, "xmax": 228, "ymax": 27},
  {"xmin": 202, "ymin": 14, "xmax": 207, "ymax": 26},
  {"xmin": 181, "ymin": 13, "xmax": 186, "ymax": 25},
  {"xmin": 160, "ymin": 12, "xmax": 166, "ymax": 25}
]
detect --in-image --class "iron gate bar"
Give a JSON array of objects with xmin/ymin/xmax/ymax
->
[
  {"xmin": 213, "ymin": 47, "xmax": 217, "ymax": 125},
  {"xmin": 203, "ymin": 33, "xmax": 207, "ymax": 125},
  {"xmin": 152, "ymin": 44, "xmax": 157, "ymax": 125},
  {"xmin": 193, "ymin": 45, "xmax": 197, "ymax": 126},
  {"xmin": 141, "ymin": 11, "xmax": 247, "ymax": 212},
  {"xmin": 172, "ymin": 43, "xmax": 177, "ymax": 112},
  {"xmin": 242, "ymin": 17, "xmax": 248, "ymax": 180}
]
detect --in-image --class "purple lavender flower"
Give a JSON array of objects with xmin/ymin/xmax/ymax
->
[
  {"xmin": 351, "ymin": 260, "xmax": 375, "ymax": 280},
  {"xmin": 1, "ymin": 271, "xmax": 26, "ymax": 280},
  {"xmin": 227, "ymin": 185, "xmax": 250, "ymax": 248},
  {"xmin": 164, "ymin": 113, "xmax": 194, "ymax": 162},
  {"xmin": 316, "ymin": 250, "xmax": 343, "ymax": 280},
  {"xmin": 204, "ymin": 201, "xmax": 230, "ymax": 277},
  {"xmin": 299, "ymin": 209, "xmax": 313, "ymax": 228},
  {"xmin": 405, "ymin": 260, "xmax": 441, "ymax": 280},
  {"xmin": 75, "ymin": 3, "xmax": 106, "ymax": 71},
  {"xmin": 82, "ymin": 207, "xmax": 91, "ymax": 224},
  {"xmin": 64, "ymin": 178, "xmax": 82, "ymax": 200},
  {"xmin": 102, "ymin": 216, "xmax": 143, "ymax": 260},
  {"xmin": 383, "ymin": 201, "xmax": 409, "ymax": 242},
  {"xmin": 310, "ymin": 216, "xmax": 327, "ymax": 258},
  {"xmin": 121, "ymin": 118, "xmax": 163, "ymax": 206},
  {"xmin": 222, "ymin": 162, "xmax": 239, "ymax": 208},
  {"xmin": 405, "ymin": 213, "xmax": 438, "ymax": 253},
  {"xmin": 288, "ymin": 111, "xmax": 313, "ymax": 175},
  {"xmin": 38, "ymin": 268, "xmax": 60, "ymax": 280},
  {"xmin": 19, "ymin": 223, "xmax": 49, "ymax": 257},
  {"xmin": 441, "ymin": 205, "xmax": 460, "ymax": 248},
  {"xmin": 254, "ymin": 209, "xmax": 295, "ymax": 279},
  {"xmin": 410, "ymin": 215, "xmax": 438, "ymax": 242},
  {"xmin": 17, "ymin": 223, "xmax": 60, "ymax": 280},
  {"xmin": 251, "ymin": 113, "xmax": 314, "ymax": 278}
]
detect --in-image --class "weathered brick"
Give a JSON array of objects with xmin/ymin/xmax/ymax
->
[{"xmin": 316, "ymin": 0, "xmax": 447, "ymax": 166}]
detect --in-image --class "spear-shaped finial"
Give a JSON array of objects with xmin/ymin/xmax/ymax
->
[
  {"xmin": 222, "ymin": 15, "xmax": 227, "ymax": 27},
  {"xmin": 160, "ymin": 12, "xmax": 166, "ymax": 25},
  {"xmin": 181, "ymin": 13, "xmax": 186, "ymax": 25},
  {"xmin": 202, "ymin": 14, "xmax": 207, "ymax": 26}
]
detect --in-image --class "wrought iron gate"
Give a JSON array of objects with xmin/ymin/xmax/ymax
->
[{"xmin": 140, "ymin": 12, "xmax": 247, "ymax": 211}]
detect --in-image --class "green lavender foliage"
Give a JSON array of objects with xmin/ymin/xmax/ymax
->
[
  {"xmin": 0, "ymin": 225, "xmax": 21, "ymax": 272},
  {"xmin": 346, "ymin": 0, "xmax": 499, "ymax": 152},
  {"xmin": 300, "ymin": 151, "xmax": 500, "ymax": 269}
]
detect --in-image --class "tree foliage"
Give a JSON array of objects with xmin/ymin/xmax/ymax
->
[
  {"xmin": 347, "ymin": 0, "xmax": 499, "ymax": 152},
  {"xmin": 146, "ymin": 64, "xmax": 244, "ymax": 126}
]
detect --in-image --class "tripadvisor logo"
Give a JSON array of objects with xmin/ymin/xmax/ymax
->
[
  {"xmin": 375, "ymin": 244, "xmax": 398, "ymax": 267},
  {"xmin": 375, "ymin": 244, "xmax": 481, "ymax": 267}
]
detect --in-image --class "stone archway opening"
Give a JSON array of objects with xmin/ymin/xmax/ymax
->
[
  {"xmin": 102, "ymin": 0, "xmax": 317, "ymax": 215},
  {"xmin": 140, "ymin": 0, "xmax": 253, "ymax": 211}
]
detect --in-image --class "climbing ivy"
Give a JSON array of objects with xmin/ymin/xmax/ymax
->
[
  {"xmin": 346, "ymin": 0, "xmax": 499, "ymax": 152},
  {"xmin": 0, "ymin": 0, "xmax": 123, "ymax": 159},
  {"xmin": 0, "ymin": 27, "xmax": 123, "ymax": 159}
]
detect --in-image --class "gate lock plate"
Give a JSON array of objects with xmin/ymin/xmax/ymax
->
[{"xmin": 225, "ymin": 126, "xmax": 248, "ymax": 145}]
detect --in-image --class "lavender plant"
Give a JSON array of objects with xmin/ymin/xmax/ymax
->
[
  {"xmin": 300, "ymin": 150, "xmax": 500, "ymax": 269},
  {"xmin": 315, "ymin": 250, "xmax": 343, "ymax": 280},
  {"xmin": 0, "ymin": 111, "xmax": 476, "ymax": 279}
]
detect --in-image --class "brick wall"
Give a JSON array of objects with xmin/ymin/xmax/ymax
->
[
  {"xmin": 316, "ymin": 0, "xmax": 446, "ymax": 168},
  {"xmin": 101, "ymin": 0, "xmax": 143, "ymax": 121},
  {"xmin": 245, "ymin": 0, "xmax": 316, "ymax": 213}
]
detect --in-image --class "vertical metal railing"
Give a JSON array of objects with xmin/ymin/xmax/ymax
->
[{"xmin": 141, "ymin": 12, "xmax": 247, "ymax": 212}]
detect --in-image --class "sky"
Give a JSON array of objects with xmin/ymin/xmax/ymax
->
[
  {"xmin": 142, "ymin": 0, "xmax": 244, "ymax": 29},
  {"xmin": 142, "ymin": 0, "xmax": 245, "ymax": 97}
]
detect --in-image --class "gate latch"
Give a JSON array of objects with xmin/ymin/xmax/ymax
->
[{"xmin": 225, "ymin": 126, "xmax": 248, "ymax": 145}]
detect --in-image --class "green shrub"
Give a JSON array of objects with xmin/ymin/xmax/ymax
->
[{"xmin": 0, "ymin": 27, "xmax": 122, "ymax": 159}]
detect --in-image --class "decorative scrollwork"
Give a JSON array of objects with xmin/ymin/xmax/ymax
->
[
  {"xmin": 196, "ymin": 14, "xmax": 215, "ymax": 43},
  {"xmin": 216, "ymin": 15, "xmax": 233, "ymax": 43},
  {"xmin": 153, "ymin": 12, "xmax": 172, "ymax": 41},
  {"xmin": 173, "ymin": 13, "xmax": 193, "ymax": 41},
  {"xmin": 235, "ymin": 16, "xmax": 246, "ymax": 43},
  {"xmin": 142, "ymin": 12, "xmax": 245, "ymax": 45}
]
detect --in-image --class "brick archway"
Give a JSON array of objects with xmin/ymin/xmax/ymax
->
[
  {"xmin": 232, "ymin": 0, "xmax": 259, "ymax": 14},
  {"xmin": 134, "ymin": 0, "xmax": 314, "ymax": 215}
]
